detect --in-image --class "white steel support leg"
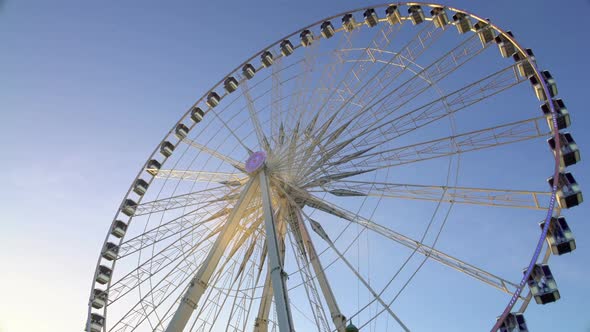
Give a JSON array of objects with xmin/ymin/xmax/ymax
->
[
  {"xmin": 255, "ymin": 213, "xmax": 288, "ymax": 332},
  {"xmin": 165, "ymin": 179, "xmax": 259, "ymax": 332},
  {"xmin": 293, "ymin": 208, "xmax": 347, "ymax": 332},
  {"xmin": 308, "ymin": 218, "xmax": 410, "ymax": 332},
  {"xmin": 258, "ymin": 168, "xmax": 296, "ymax": 332}
]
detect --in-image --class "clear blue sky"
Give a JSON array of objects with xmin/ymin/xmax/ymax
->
[{"xmin": 1, "ymin": 1, "xmax": 589, "ymax": 331}]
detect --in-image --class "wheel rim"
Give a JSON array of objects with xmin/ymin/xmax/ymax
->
[{"xmin": 86, "ymin": 3, "xmax": 579, "ymax": 332}]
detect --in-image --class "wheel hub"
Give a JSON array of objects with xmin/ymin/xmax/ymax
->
[{"xmin": 245, "ymin": 151, "xmax": 267, "ymax": 173}]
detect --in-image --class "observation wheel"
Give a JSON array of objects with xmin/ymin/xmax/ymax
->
[{"xmin": 86, "ymin": 3, "xmax": 583, "ymax": 332}]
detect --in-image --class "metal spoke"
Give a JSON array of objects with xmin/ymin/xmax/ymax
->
[
  {"xmin": 120, "ymin": 199, "xmax": 236, "ymax": 255},
  {"xmin": 190, "ymin": 218, "xmax": 262, "ymax": 331},
  {"xmin": 109, "ymin": 230, "xmax": 216, "ymax": 306},
  {"xmin": 269, "ymin": 22, "xmax": 435, "ymax": 177},
  {"xmin": 329, "ymin": 116, "xmax": 548, "ymax": 171},
  {"xmin": 348, "ymin": 32, "xmax": 489, "ymax": 138},
  {"xmin": 271, "ymin": 56, "xmax": 284, "ymax": 145},
  {"xmin": 225, "ymin": 233, "xmax": 262, "ymax": 332},
  {"xmin": 331, "ymin": 21, "xmax": 443, "ymax": 128},
  {"xmin": 241, "ymin": 80, "xmax": 270, "ymax": 152},
  {"xmin": 301, "ymin": 214, "xmax": 410, "ymax": 332},
  {"xmin": 180, "ymin": 138, "xmax": 246, "ymax": 172},
  {"xmin": 134, "ymin": 185, "xmax": 238, "ymax": 216},
  {"xmin": 292, "ymin": 19, "xmax": 400, "ymax": 137},
  {"xmin": 301, "ymin": 62, "xmax": 528, "ymax": 180},
  {"xmin": 117, "ymin": 206, "xmax": 227, "ymax": 259},
  {"xmin": 291, "ymin": 22, "xmax": 445, "ymax": 178},
  {"xmin": 351, "ymin": 62, "xmax": 527, "ymax": 151},
  {"xmin": 299, "ymin": 193, "xmax": 524, "ymax": 299},
  {"xmin": 283, "ymin": 204, "xmax": 331, "ymax": 332},
  {"xmin": 293, "ymin": 32, "xmax": 491, "ymax": 180},
  {"xmin": 317, "ymin": 180, "xmax": 550, "ymax": 210},
  {"xmin": 148, "ymin": 168, "xmax": 246, "ymax": 185},
  {"xmin": 109, "ymin": 246, "xmax": 204, "ymax": 332},
  {"xmin": 109, "ymin": 208, "xmax": 264, "ymax": 330},
  {"xmin": 205, "ymin": 105, "xmax": 254, "ymax": 155}
]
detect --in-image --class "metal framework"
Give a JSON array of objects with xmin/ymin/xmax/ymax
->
[{"xmin": 86, "ymin": 3, "xmax": 580, "ymax": 332}]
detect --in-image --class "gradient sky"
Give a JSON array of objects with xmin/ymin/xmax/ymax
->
[{"xmin": 1, "ymin": 1, "xmax": 589, "ymax": 331}]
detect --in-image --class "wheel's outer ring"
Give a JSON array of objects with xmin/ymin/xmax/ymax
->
[{"xmin": 85, "ymin": 3, "xmax": 563, "ymax": 331}]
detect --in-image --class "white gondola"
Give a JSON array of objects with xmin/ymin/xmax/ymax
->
[
  {"xmin": 498, "ymin": 312, "xmax": 528, "ymax": 332},
  {"xmin": 363, "ymin": 8, "xmax": 378, "ymax": 27},
  {"xmin": 430, "ymin": 7, "xmax": 449, "ymax": 29},
  {"xmin": 280, "ymin": 39, "xmax": 294, "ymax": 56},
  {"xmin": 320, "ymin": 21, "xmax": 335, "ymax": 38},
  {"xmin": 224, "ymin": 76, "xmax": 239, "ymax": 93},
  {"xmin": 452, "ymin": 12, "xmax": 472, "ymax": 34},
  {"xmin": 101, "ymin": 242, "xmax": 119, "ymax": 261},
  {"xmin": 542, "ymin": 71, "xmax": 558, "ymax": 96},
  {"xmin": 513, "ymin": 48, "xmax": 536, "ymax": 78},
  {"xmin": 530, "ymin": 75, "xmax": 547, "ymax": 101},
  {"xmin": 133, "ymin": 178, "xmax": 149, "ymax": 196},
  {"xmin": 548, "ymin": 132, "xmax": 581, "ymax": 168},
  {"xmin": 408, "ymin": 5, "xmax": 425, "ymax": 25},
  {"xmin": 121, "ymin": 199, "xmax": 138, "ymax": 216},
  {"xmin": 146, "ymin": 159, "xmax": 161, "ymax": 175},
  {"xmin": 242, "ymin": 63, "xmax": 256, "ymax": 79},
  {"xmin": 474, "ymin": 20, "xmax": 494, "ymax": 46},
  {"xmin": 548, "ymin": 172, "xmax": 583, "ymax": 209},
  {"xmin": 175, "ymin": 123, "xmax": 189, "ymax": 139},
  {"xmin": 540, "ymin": 216, "xmax": 576, "ymax": 255},
  {"xmin": 87, "ymin": 313, "xmax": 105, "ymax": 332},
  {"xmin": 96, "ymin": 265, "xmax": 112, "ymax": 284},
  {"xmin": 300, "ymin": 30, "xmax": 313, "ymax": 47},
  {"xmin": 111, "ymin": 220, "xmax": 127, "ymax": 238},
  {"xmin": 206, "ymin": 92, "xmax": 221, "ymax": 108},
  {"xmin": 342, "ymin": 13, "xmax": 356, "ymax": 32},
  {"xmin": 495, "ymin": 31, "xmax": 516, "ymax": 58},
  {"xmin": 191, "ymin": 106, "xmax": 205, "ymax": 123},
  {"xmin": 261, "ymin": 51, "xmax": 273, "ymax": 67},
  {"xmin": 385, "ymin": 5, "xmax": 402, "ymax": 26},
  {"xmin": 524, "ymin": 264, "xmax": 560, "ymax": 305},
  {"xmin": 541, "ymin": 98, "xmax": 570, "ymax": 132},
  {"xmin": 530, "ymin": 71, "xmax": 557, "ymax": 102},
  {"xmin": 91, "ymin": 289, "xmax": 108, "ymax": 309},
  {"xmin": 160, "ymin": 141, "xmax": 175, "ymax": 158}
]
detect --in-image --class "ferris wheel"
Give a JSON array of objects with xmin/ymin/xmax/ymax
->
[{"xmin": 86, "ymin": 3, "xmax": 582, "ymax": 332}]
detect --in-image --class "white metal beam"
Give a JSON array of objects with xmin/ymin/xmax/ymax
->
[
  {"xmin": 293, "ymin": 207, "xmax": 347, "ymax": 332},
  {"xmin": 318, "ymin": 180, "xmax": 550, "ymax": 210},
  {"xmin": 254, "ymin": 210, "xmax": 288, "ymax": 332},
  {"xmin": 337, "ymin": 117, "xmax": 547, "ymax": 171},
  {"xmin": 300, "ymin": 193, "xmax": 524, "ymax": 299},
  {"xmin": 305, "ymin": 217, "xmax": 409, "ymax": 331},
  {"xmin": 149, "ymin": 168, "xmax": 246, "ymax": 185},
  {"xmin": 258, "ymin": 168, "xmax": 295, "ymax": 332}
]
